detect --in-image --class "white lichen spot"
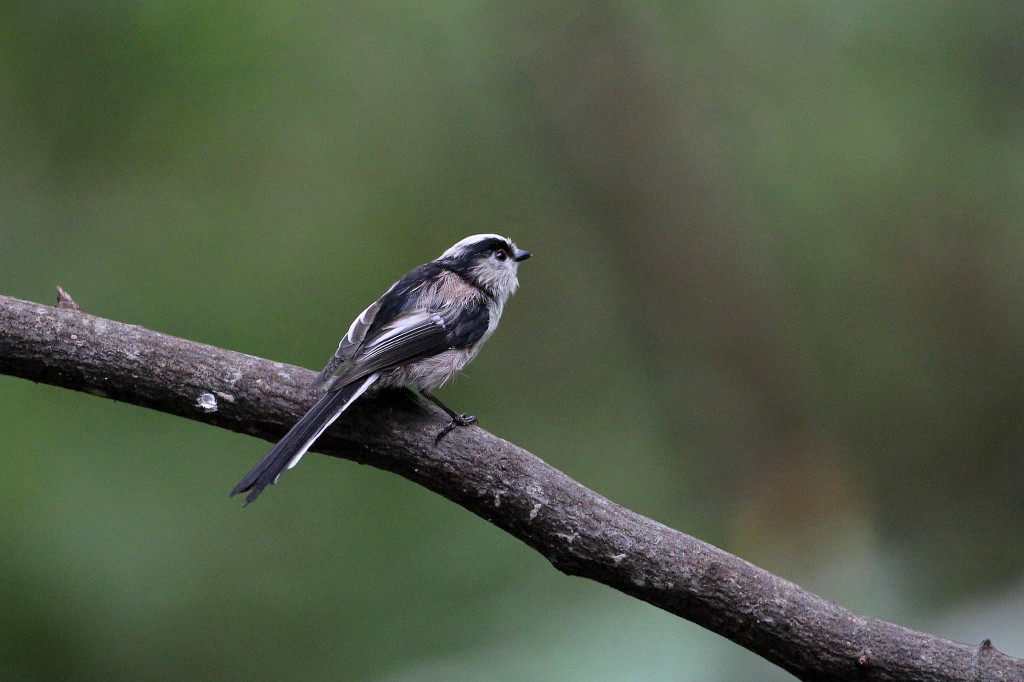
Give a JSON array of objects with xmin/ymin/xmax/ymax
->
[
  {"xmin": 528, "ymin": 503, "xmax": 541, "ymax": 521},
  {"xmin": 214, "ymin": 391, "xmax": 236, "ymax": 403},
  {"xmin": 196, "ymin": 393, "xmax": 218, "ymax": 413},
  {"xmin": 610, "ymin": 553, "xmax": 627, "ymax": 564}
]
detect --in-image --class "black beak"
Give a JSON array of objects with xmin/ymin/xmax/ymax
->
[{"xmin": 513, "ymin": 249, "xmax": 531, "ymax": 262}]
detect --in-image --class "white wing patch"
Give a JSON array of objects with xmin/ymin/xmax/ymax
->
[{"xmin": 339, "ymin": 298, "xmax": 382, "ymax": 355}]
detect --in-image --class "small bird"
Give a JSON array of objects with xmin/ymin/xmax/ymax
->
[{"xmin": 230, "ymin": 234, "xmax": 530, "ymax": 504}]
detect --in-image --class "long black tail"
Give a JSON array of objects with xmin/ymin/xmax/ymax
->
[{"xmin": 230, "ymin": 373, "xmax": 378, "ymax": 505}]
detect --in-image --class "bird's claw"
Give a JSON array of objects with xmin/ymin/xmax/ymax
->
[{"xmin": 434, "ymin": 414, "xmax": 477, "ymax": 445}]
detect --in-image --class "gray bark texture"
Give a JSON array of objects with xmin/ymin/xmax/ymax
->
[{"xmin": 1, "ymin": 293, "xmax": 1021, "ymax": 682}]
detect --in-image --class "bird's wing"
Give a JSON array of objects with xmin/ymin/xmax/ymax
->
[
  {"xmin": 311, "ymin": 265, "xmax": 490, "ymax": 392},
  {"xmin": 328, "ymin": 302, "xmax": 489, "ymax": 389},
  {"xmin": 309, "ymin": 268, "xmax": 430, "ymax": 392},
  {"xmin": 309, "ymin": 295, "xmax": 387, "ymax": 391},
  {"xmin": 346, "ymin": 303, "xmax": 485, "ymax": 374}
]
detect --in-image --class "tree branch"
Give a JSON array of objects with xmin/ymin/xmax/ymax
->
[{"xmin": 1, "ymin": 292, "xmax": 1020, "ymax": 682}]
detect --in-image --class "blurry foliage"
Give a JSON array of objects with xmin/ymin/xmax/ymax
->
[{"xmin": 2, "ymin": 1, "xmax": 1024, "ymax": 680}]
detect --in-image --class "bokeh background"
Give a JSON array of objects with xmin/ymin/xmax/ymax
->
[{"xmin": 3, "ymin": 2, "xmax": 1024, "ymax": 680}]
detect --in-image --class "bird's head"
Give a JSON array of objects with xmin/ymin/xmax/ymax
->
[{"xmin": 440, "ymin": 234, "xmax": 531, "ymax": 299}]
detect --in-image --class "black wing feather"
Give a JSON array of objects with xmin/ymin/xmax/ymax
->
[
  {"xmin": 329, "ymin": 299, "xmax": 489, "ymax": 387},
  {"xmin": 311, "ymin": 263, "xmax": 458, "ymax": 391}
]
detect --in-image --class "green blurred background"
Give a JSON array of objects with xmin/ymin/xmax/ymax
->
[{"xmin": 3, "ymin": 2, "xmax": 1024, "ymax": 680}]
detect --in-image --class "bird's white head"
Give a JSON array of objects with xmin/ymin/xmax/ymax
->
[{"xmin": 440, "ymin": 234, "xmax": 530, "ymax": 300}]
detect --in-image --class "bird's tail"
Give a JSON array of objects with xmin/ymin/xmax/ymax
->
[{"xmin": 230, "ymin": 373, "xmax": 379, "ymax": 505}]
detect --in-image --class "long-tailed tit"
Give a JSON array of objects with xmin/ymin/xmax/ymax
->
[{"xmin": 230, "ymin": 234, "xmax": 530, "ymax": 504}]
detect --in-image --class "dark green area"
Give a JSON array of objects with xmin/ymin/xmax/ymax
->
[{"xmin": 3, "ymin": 2, "xmax": 1024, "ymax": 679}]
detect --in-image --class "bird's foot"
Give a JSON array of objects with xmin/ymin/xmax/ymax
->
[{"xmin": 434, "ymin": 414, "xmax": 477, "ymax": 445}]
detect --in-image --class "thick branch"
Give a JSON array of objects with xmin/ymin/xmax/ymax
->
[{"xmin": 1, "ymin": 293, "xmax": 1020, "ymax": 682}]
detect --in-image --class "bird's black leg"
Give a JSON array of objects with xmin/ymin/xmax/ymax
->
[{"xmin": 421, "ymin": 391, "xmax": 477, "ymax": 444}]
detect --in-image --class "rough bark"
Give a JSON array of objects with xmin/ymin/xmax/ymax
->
[{"xmin": 1, "ymin": 293, "xmax": 1020, "ymax": 682}]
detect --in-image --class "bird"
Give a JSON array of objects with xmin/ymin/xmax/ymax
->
[{"xmin": 230, "ymin": 233, "xmax": 530, "ymax": 505}]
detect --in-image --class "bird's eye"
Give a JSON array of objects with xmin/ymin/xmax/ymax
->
[{"xmin": 494, "ymin": 249, "xmax": 508, "ymax": 262}]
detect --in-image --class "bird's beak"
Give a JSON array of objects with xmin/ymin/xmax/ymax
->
[{"xmin": 513, "ymin": 249, "xmax": 531, "ymax": 262}]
